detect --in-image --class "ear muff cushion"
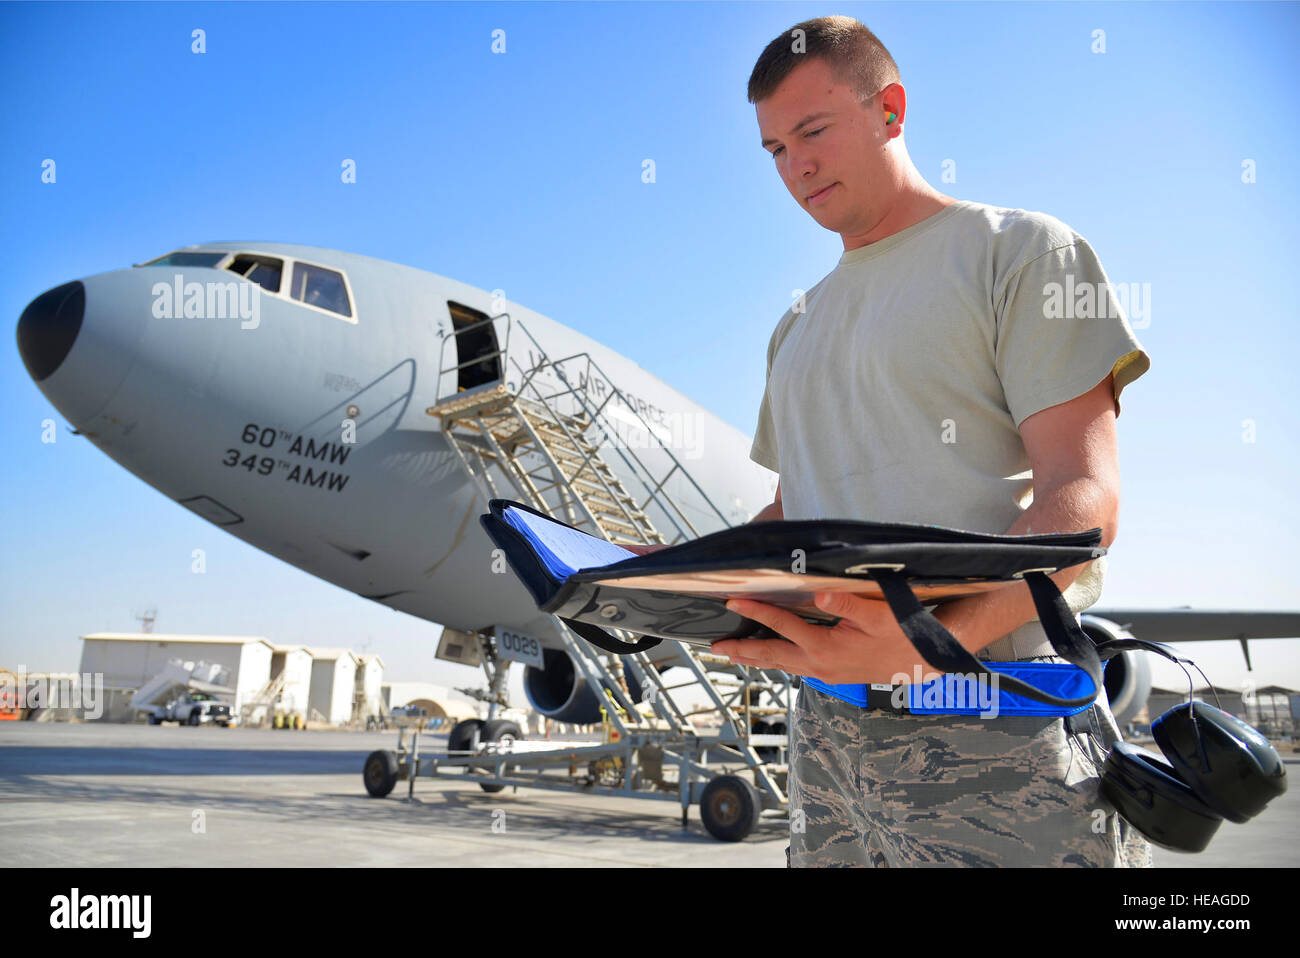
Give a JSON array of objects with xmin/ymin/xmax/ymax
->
[
  {"xmin": 1100, "ymin": 743, "xmax": 1223, "ymax": 853},
  {"xmin": 1152, "ymin": 702, "xmax": 1288, "ymax": 824}
]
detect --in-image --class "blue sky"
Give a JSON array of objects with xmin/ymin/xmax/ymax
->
[{"xmin": 1, "ymin": 1, "xmax": 1297, "ymax": 694}]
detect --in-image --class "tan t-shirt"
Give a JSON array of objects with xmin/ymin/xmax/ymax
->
[{"xmin": 749, "ymin": 199, "xmax": 1151, "ymax": 659}]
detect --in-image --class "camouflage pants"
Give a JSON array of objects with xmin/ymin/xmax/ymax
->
[{"xmin": 787, "ymin": 666, "xmax": 1154, "ymax": 867}]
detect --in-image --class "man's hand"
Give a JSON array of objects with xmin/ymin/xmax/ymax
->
[{"xmin": 712, "ymin": 591, "xmax": 935, "ymax": 685}]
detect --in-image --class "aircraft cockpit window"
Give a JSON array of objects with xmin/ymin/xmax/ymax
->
[
  {"xmin": 140, "ymin": 251, "xmax": 228, "ymax": 268},
  {"xmin": 290, "ymin": 262, "xmax": 353, "ymax": 318},
  {"xmin": 226, "ymin": 254, "xmax": 283, "ymax": 293}
]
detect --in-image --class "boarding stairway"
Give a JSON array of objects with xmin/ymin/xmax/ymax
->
[
  {"xmin": 238, "ymin": 671, "xmax": 287, "ymax": 728},
  {"xmin": 130, "ymin": 659, "xmax": 233, "ymax": 716},
  {"xmin": 429, "ymin": 385, "xmax": 664, "ymax": 545},
  {"xmin": 425, "ymin": 313, "xmax": 794, "ymax": 799}
]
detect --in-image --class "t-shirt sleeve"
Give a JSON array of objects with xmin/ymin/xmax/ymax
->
[
  {"xmin": 994, "ymin": 238, "xmax": 1151, "ymax": 428},
  {"xmin": 749, "ymin": 315, "xmax": 788, "ymax": 472},
  {"xmin": 749, "ymin": 388, "xmax": 779, "ymax": 471}
]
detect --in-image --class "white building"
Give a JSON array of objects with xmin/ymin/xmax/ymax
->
[
  {"xmin": 268, "ymin": 645, "xmax": 314, "ymax": 720},
  {"xmin": 306, "ymin": 648, "xmax": 358, "ymax": 725},
  {"xmin": 382, "ymin": 681, "xmax": 481, "ymax": 723},
  {"xmin": 79, "ymin": 633, "xmax": 273, "ymax": 720},
  {"xmin": 354, "ymin": 654, "xmax": 384, "ymax": 721}
]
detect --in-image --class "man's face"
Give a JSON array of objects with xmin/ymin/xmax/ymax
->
[{"xmin": 756, "ymin": 57, "xmax": 890, "ymax": 234}]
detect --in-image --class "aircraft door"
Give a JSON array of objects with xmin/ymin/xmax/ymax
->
[{"xmin": 447, "ymin": 301, "xmax": 502, "ymax": 390}]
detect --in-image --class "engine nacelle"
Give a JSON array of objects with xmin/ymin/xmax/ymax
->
[
  {"xmin": 522, "ymin": 648, "xmax": 644, "ymax": 725},
  {"xmin": 1080, "ymin": 615, "xmax": 1153, "ymax": 727}
]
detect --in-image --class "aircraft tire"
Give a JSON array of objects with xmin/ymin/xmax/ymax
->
[
  {"xmin": 700, "ymin": 775, "xmax": 761, "ymax": 842},
  {"xmin": 447, "ymin": 718, "xmax": 484, "ymax": 753},
  {"xmin": 481, "ymin": 719, "xmax": 522, "ymax": 745},
  {"xmin": 477, "ymin": 720, "xmax": 523, "ymax": 793},
  {"xmin": 363, "ymin": 750, "xmax": 400, "ymax": 797}
]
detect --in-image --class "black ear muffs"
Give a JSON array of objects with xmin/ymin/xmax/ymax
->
[
  {"xmin": 1151, "ymin": 701, "xmax": 1287, "ymax": 823},
  {"xmin": 1100, "ymin": 742, "xmax": 1223, "ymax": 853},
  {"xmin": 1090, "ymin": 634, "xmax": 1288, "ymax": 853}
]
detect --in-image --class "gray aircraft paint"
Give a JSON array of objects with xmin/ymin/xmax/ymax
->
[{"xmin": 23, "ymin": 242, "xmax": 777, "ymax": 649}]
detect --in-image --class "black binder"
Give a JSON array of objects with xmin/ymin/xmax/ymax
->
[{"xmin": 479, "ymin": 498, "xmax": 1108, "ymax": 708}]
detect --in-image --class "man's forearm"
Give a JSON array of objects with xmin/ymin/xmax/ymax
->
[{"xmin": 932, "ymin": 474, "xmax": 1118, "ymax": 656}]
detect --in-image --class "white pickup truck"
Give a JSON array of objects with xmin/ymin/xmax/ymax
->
[{"xmin": 147, "ymin": 691, "xmax": 232, "ymax": 727}]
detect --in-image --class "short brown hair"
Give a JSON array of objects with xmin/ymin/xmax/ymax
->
[{"xmin": 747, "ymin": 15, "xmax": 901, "ymax": 105}]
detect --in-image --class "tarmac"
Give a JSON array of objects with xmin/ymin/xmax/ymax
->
[{"xmin": 2, "ymin": 722, "xmax": 1295, "ymax": 867}]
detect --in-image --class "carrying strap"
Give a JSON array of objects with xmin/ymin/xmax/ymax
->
[
  {"xmin": 559, "ymin": 571, "xmax": 1103, "ymax": 711},
  {"xmin": 873, "ymin": 569, "xmax": 1102, "ymax": 708},
  {"xmin": 559, "ymin": 617, "xmax": 663, "ymax": 655}
]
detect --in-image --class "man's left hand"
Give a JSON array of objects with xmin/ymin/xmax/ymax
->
[{"xmin": 712, "ymin": 592, "xmax": 938, "ymax": 685}]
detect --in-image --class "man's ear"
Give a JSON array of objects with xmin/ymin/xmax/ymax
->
[{"xmin": 876, "ymin": 83, "xmax": 906, "ymax": 130}]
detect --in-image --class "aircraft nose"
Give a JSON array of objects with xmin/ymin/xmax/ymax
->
[
  {"xmin": 17, "ymin": 281, "xmax": 85, "ymax": 381},
  {"xmin": 17, "ymin": 273, "xmax": 147, "ymax": 427}
]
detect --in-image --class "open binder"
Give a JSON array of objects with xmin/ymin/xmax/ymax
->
[{"xmin": 479, "ymin": 498, "xmax": 1108, "ymax": 708}]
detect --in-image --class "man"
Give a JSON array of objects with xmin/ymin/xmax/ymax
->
[{"xmin": 710, "ymin": 16, "xmax": 1153, "ymax": 867}]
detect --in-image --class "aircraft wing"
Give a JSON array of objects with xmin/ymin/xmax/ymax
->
[{"xmin": 1087, "ymin": 609, "xmax": 1300, "ymax": 644}]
